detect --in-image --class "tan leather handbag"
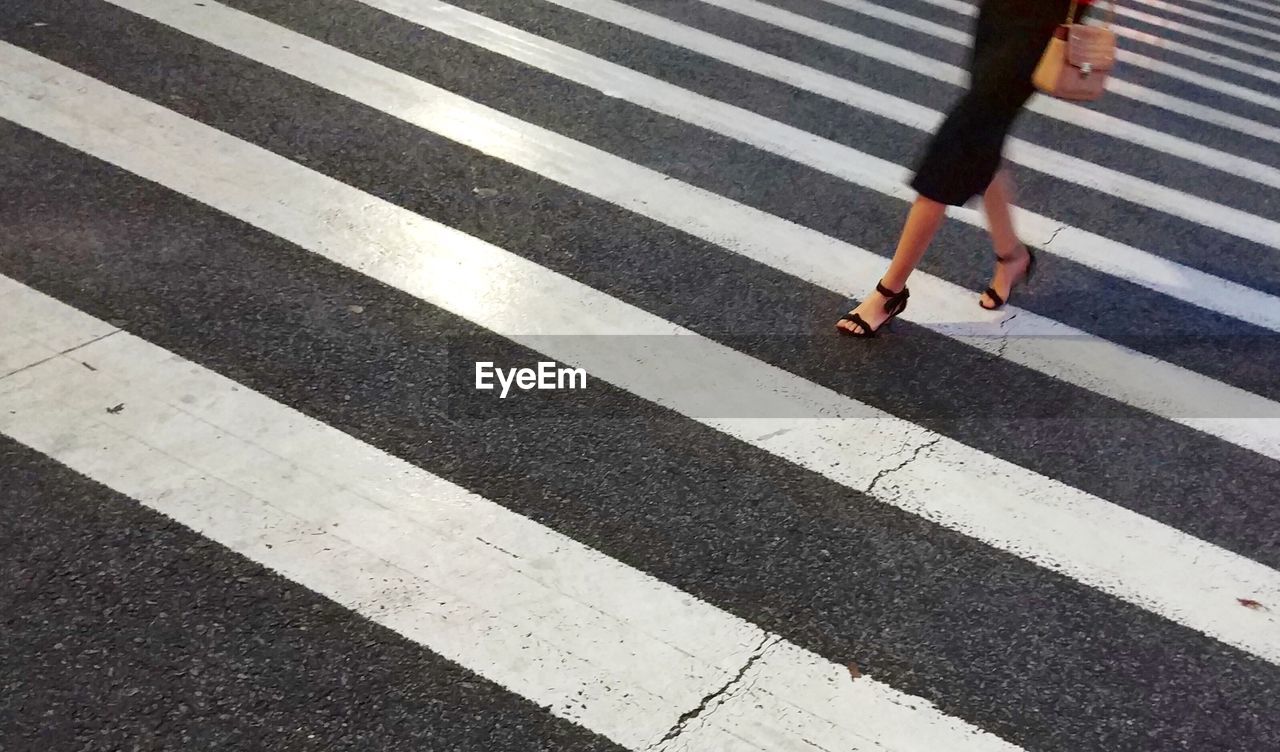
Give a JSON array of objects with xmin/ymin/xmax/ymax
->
[{"xmin": 1032, "ymin": 1, "xmax": 1117, "ymax": 102}]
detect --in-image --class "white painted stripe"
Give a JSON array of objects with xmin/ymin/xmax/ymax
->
[
  {"xmin": 819, "ymin": 0, "xmax": 1280, "ymax": 113},
  {"xmin": 919, "ymin": 0, "xmax": 1280, "ymax": 64},
  {"xmin": 14, "ymin": 8, "xmax": 1280, "ymax": 454},
  {"xmin": 1112, "ymin": 24, "xmax": 1280, "ymax": 87},
  {"xmin": 0, "ymin": 282, "xmax": 1024, "ymax": 752},
  {"xmin": 386, "ymin": 0, "xmax": 1280, "ymax": 319},
  {"xmin": 0, "ymin": 279, "xmax": 118, "ymax": 374},
  {"xmin": 362, "ymin": 1, "xmax": 1280, "ymax": 335},
  {"xmin": 691, "ymin": 0, "xmax": 1280, "ymax": 156},
  {"xmin": 903, "ymin": 0, "xmax": 1280, "ymax": 88},
  {"xmin": 1121, "ymin": 4, "xmax": 1280, "ymax": 64},
  {"xmin": 1227, "ymin": 0, "xmax": 1280, "ymax": 16},
  {"xmin": 1125, "ymin": 0, "xmax": 1280, "ymax": 44},
  {"xmin": 927, "ymin": 0, "xmax": 1280, "ymax": 23},
  {"xmin": 1132, "ymin": 0, "xmax": 1280, "ymax": 30},
  {"xmin": 1109, "ymin": 41, "xmax": 1280, "ymax": 101},
  {"xmin": 5, "ymin": 44, "xmax": 1280, "ymax": 668},
  {"xmin": 542, "ymin": 0, "xmax": 1280, "ymax": 252}
]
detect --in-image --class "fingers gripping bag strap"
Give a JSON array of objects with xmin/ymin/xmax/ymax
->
[
  {"xmin": 1068, "ymin": 0, "xmax": 1117, "ymax": 72},
  {"xmin": 1033, "ymin": 0, "xmax": 1117, "ymax": 101},
  {"xmin": 1064, "ymin": 0, "xmax": 1117, "ymax": 23}
]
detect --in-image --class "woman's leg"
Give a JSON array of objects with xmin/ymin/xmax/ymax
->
[
  {"xmin": 884, "ymin": 197, "xmax": 947, "ymax": 290},
  {"xmin": 835, "ymin": 196, "xmax": 946, "ymax": 334},
  {"xmin": 978, "ymin": 168, "xmax": 1032, "ymax": 309},
  {"xmin": 835, "ymin": 0, "xmax": 1056, "ymax": 334},
  {"xmin": 982, "ymin": 168, "xmax": 1021, "ymax": 256}
]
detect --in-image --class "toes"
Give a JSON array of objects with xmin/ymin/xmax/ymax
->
[{"xmin": 836, "ymin": 316, "xmax": 867, "ymax": 334}]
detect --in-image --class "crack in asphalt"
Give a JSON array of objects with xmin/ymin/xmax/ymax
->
[
  {"xmin": 647, "ymin": 633, "xmax": 779, "ymax": 750},
  {"xmin": 865, "ymin": 436, "xmax": 943, "ymax": 496},
  {"xmin": 995, "ymin": 313, "xmax": 1018, "ymax": 359}
]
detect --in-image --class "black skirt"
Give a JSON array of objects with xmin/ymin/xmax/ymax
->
[{"xmin": 909, "ymin": 0, "xmax": 1079, "ymax": 206}]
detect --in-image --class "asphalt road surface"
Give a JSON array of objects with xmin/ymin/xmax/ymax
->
[{"xmin": 3, "ymin": 0, "xmax": 1280, "ymax": 749}]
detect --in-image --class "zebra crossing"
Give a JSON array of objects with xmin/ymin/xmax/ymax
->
[{"xmin": 1, "ymin": 0, "xmax": 1278, "ymax": 749}]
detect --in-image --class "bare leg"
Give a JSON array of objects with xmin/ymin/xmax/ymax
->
[
  {"xmin": 983, "ymin": 168, "xmax": 1021, "ymax": 257},
  {"xmin": 979, "ymin": 168, "xmax": 1031, "ymax": 309},
  {"xmin": 836, "ymin": 196, "xmax": 946, "ymax": 334}
]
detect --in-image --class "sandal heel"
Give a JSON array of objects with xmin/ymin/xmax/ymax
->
[{"xmin": 979, "ymin": 246, "xmax": 1035, "ymax": 311}]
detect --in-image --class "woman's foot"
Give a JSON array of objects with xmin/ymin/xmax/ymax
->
[
  {"xmin": 979, "ymin": 244, "xmax": 1034, "ymax": 310},
  {"xmin": 836, "ymin": 281, "xmax": 909, "ymax": 336}
]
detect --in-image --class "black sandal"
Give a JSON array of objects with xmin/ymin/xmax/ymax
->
[
  {"xmin": 980, "ymin": 246, "xmax": 1036, "ymax": 311},
  {"xmin": 836, "ymin": 281, "xmax": 910, "ymax": 337}
]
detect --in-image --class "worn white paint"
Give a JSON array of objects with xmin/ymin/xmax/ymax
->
[
  {"xmin": 4, "ymin": 45, "xmax": 1279, "ymax": 666},
  {"xmin": 0, "ymin": 281, "xmax": 1026, "ymax": 752}
]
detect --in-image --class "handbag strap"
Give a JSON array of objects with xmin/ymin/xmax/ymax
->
[{"xmin": 1065, "ymin": 0, "xmax": 1117, "ymax": 27}]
